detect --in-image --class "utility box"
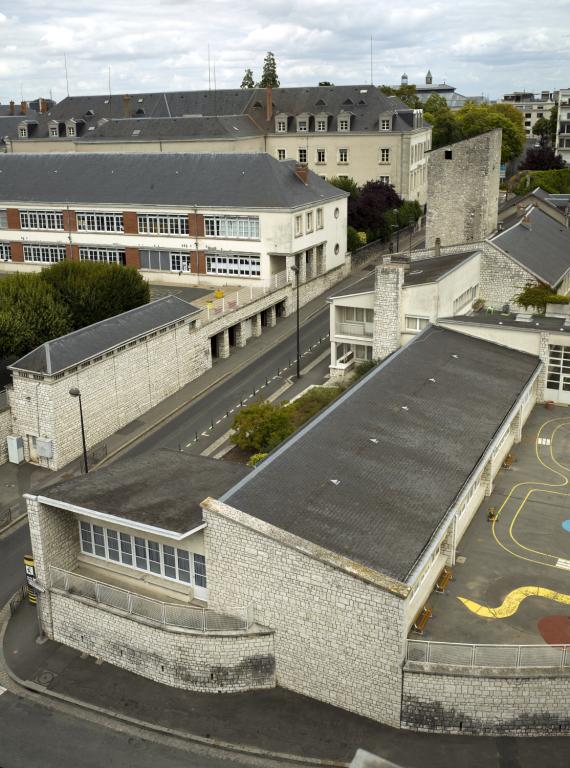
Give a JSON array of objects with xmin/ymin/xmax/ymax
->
[
  {"xmin": 36, "ymin": 438, "xmax": 53, "ymax": 459},
  {"xmin": 7, "ymin": 435, "xmax": 24, "ymax": 464}
]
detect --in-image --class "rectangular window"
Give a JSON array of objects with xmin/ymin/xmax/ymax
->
[
  {"xmin": 163, "ymin": 544, "xmax": 177, "ymax": 579},
  {"xmin": 79, "ymin": 248, "xmax": 125, "ymax": 265},
  {"xmin": 380, "ymin": 119, "xmax": 391, "ymax": 130},
  {"xmin": 380, "ymin": 148, "xmax": 390, "ymax": 163},
  {"xmin": 67, "ymin": 125, "xmax": 76, "ymax": 136},
  {"xmin": 194, "ymin": 554, "xmax": 207, "ymax": 588},
  {"xmin": 316, "ymin": 119, "xmax": 326, "ymax": 131},
  {"xmin": 339, "ymin": 118, "xmax": 349, "ymax": 131},
  {"xmin": 295, "ymin": 215, "xmax": 303, "ymax": 236},
  {"xmin": 177, "ymin": 549, "xmax": 191, "ymax": 583},
  {"xmin": 306, "ymin": 211, "xmax": 313, "ymax": 232},
  {"xmin": 405, "ymin": 316, "xmax": 429, "ymax": 332},
  {"xmin": 106, "ymin": 529, "xmax": 120, "ymax": 562},
  {"xmin": 379, "ymin": 175, "xmax": 390, "ymax": 184},
  {"xmin": 18, "ymin": 128, "xmax": 27, "ymax": 138},
  {"xmin": 204, "ymin": 215, "xmax": 259, "ymax": 239},
  {"xmin": 298, "ymin": 148, "xmax": 307, "ymax": 163},
  {"xmin": 49, "ymin": 127, "xmax": 59, "ymax": 137},
  {"xmin": 120, "ymin": 533, "xmax": 133, "ymax": 565},
  {"xmin": 170, "ymin": 252, "xmax": 190, "ymax": 272},
  {"xmin": 23, "ymin": 245, "xmax": 66, "ymax": 263},
  {"xmin": 92, "ymin": 525, "xmax": 106, "ymax": 558},
  {"xmin": 316, "ymin": 208, "xmax": 323, "ymax": 229},
  {"xmin": 276, "ymin": 120, "xmax": 287, "ymax": 132},
  {"xmin": 453, "ymin": 284, "xmax": 479, "ymax": 314},
  {"xmin": 80, "ymin": 521, "xmax": 93, "ymax": 554},
  {"xmin": 277, "ymin": 149, "xmax": 286, "ymax": 160},
  {"xmin": 316, "ymin": 148, "xmax": 326, "ymax": 163},
  {"xmin": 76, "ymin": 212, "xmax": 124, "ymax": 233},
  {"xmin": 0, "ymin": 243, "xmax": 11, "ymax": 261},
  {"xmin": 134, "ymin": 536, "xmax": 148, "ymax": 570},
  {"xmin": 137, "ymin": 214, "xmax": 188, "ymax": 236},
  {"xmin": 298, "ymin": 120, "xmax": 308, "ymax": 132},
  {"xmin": 20, "ymin": 210, "xmax": 64, "ymax": 230},
  {"xmin": 205, "ymin": 254, "xmax": 260, "ymax": 277},
  {"xmin": 147, "ymin": 540, "xmax": 161, "ymax": 574},
  {"xmin": 338, "ymin": 148, "xmax": 348, "ymax": 163}
]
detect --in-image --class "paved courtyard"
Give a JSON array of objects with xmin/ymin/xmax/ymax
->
[{"xmin": 418, "ymin": 404, "xmax": 570, "ymax": 647}]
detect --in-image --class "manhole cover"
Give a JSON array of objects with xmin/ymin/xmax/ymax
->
[{"xmin": 36, "ymin": 670, "xmax": 56, "ymax": 686}]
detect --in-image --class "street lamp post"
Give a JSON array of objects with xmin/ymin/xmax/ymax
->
[
  {"xmin": 69, "ymin": 388, "xmax": 88, "ymax": 474},
  {"xmin": 409, "ymin": 218, "xmax": 414, "ymax": 255},
  {"xmin": 290, "ymin": 264, "xmax": 301, "ymax": 379},
  {"xmin": 392, "ymin": 208, "xmax": 400, "ymax": 252}
]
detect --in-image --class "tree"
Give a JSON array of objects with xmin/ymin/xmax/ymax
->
[
  {"xmin": 454, "ymin": 103, "xmax": 525, "ymax": 162},
  {"xmin": 519, "ymin": 146, "xmax": 565, "ymax": 171},
  {"xmin": 379, "ymin": 84, "xmax": 422, "ymax": 109},
  {"xmin": 513, "ymin": 282, "xmax": 570, "ymax": 313},
  {"xmin": 327, "ymin": 176, "xmax": 359, "ymax": 199},
  {"xmin": 240, "ymin": 68, "xmax": 255, "ymax": 89},
  {"xmin": 549, "ymin": 103, "xmax": 559, "ymax": 145},
  {"xmin": 230, "ymin": 400, "xmax": 294, "ymax": 453},
  {"xmin": 423, "ymin": 93, "xmax": 450, "ymax": 121},
  {"xmin": 349, "ymin": 180, "xmax": 402, "ymax": 242},
  {"xmin": 532, "ymin": 117, "xmax": 550, "ymax": 146},
  {"xmin": 258, "ymin": 51, "xmax": 280, "ymax": 88},
  {"xmin": 423, "ymin": 95, "xmax": 462, "ymax": 148},
  {"xmin": 0, "ymin": 273, "xmax": 72, "ymax": 358}
]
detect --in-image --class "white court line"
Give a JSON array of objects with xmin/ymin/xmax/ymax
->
[
  {"xmin": 0, "ymin": 686, "xmax": 6, "ymax": 696},
  {"xmin": 556, "ymin": 558, "xmax": 570, "ymax": 571}
]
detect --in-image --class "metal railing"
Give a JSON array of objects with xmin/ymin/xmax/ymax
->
[
  {"xmin": 407, "ymin": 639, "xmax": 570, "ymax": 669},
  {"xmin": 49, "ymin": 566, "xmax": 254, "ymax": 633},
  {"xmin": 336, "ymin": 322, "xmax": 373, "ymax": 338},
  {"xmin": 199, "ymin": 269, "xmax": 290, "ymax": 324}
]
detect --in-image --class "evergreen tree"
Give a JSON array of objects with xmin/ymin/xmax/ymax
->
[
  {"xmin": 240, "ymin": 68, "xmax": 255, "ymax": 89},
  {"xmin": 258, "ymin": 51, "xmax": 280, "ymax": 88}
]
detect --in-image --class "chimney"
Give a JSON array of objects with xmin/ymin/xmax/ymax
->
[
  {"xmin": 295, "ymin": 162, "xmax": 309, "ymax": 186},
  {"xmin": 521, "ymin": 214, "xmax": 532, "ymax": 230},
  {"xmin": 39, "ymin": 98, "xmax": 48, "ymax": 113},
  {"xmin": 434, "ymin": 237, "xmax": 441, "ymax": 258},
  {"xmin": 122, "ymin": 94, "xmax": 131, "ymax": 118},
  {"xmin": 266, "ymin": 86, "xmax": 273, "ymax": 121},
  {"xmin": 9, "ymin": 100, "xmax": 14, "ymax": 116},
  {"xmin": 20, "ymin": 100, "xmax": 27, "ymax": 115}
]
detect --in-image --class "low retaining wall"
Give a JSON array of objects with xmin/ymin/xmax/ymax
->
[
  {"xmin": 49, "ymin": 591, "xmax": 276, "ymax": 693},
  {"xmin": 402, "ymin": 662, "xmax": 570, "ymax": 735},
  {"xmin": 0, "ymin": 404, "xmax": 12, "ymax": 466}
]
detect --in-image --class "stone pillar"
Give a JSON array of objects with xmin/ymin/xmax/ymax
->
[
  {"xmin": 481, "ymin": 459, "xmax": 493, "ymax": 497},
  {"xmin": 537, "ymin": 332, "xmax": 549, "ymax": 402},
  {"xmin": 316, "ymin": 244, "xmax": 326, "ymax": 275},
  {"xmin": 281, "ymin": 297, "xmax": 291, "ymax": 318},
  {"xmin": 285, "ymin": 255, "xmax": 296, "ymax": 283},
  {"xmin": 298, "ymin": 252, "xmax": 307, "ymax": 283},
  {"xmin": 511, "ymin": 411, "xmax": 522, "ymax": 444},
  {"xmin": 308, "ymin": 247, "xmax": 317, "ymax": 280},
  {"xmin": 267, "ymin": 305, "xmax": 277, "ymax": 328},
  {"xmin": 234, "ymin": 320, "xmax": 247, "ymax": 348},
  {"xmin": 218, "ymin": 328, "xmax": 230, "ymax": 358},
  {"xmin": 251, "ymin": 313, "xmax": 262, "ymax": 337},
  {"xmin": 372, "ymin": 259, "xmax": 405, "ymax": 361}
]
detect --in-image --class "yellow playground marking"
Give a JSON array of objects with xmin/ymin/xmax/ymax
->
[{"xmin": 458, "ymin": 586, "xmax": 570, "ymax": 619}]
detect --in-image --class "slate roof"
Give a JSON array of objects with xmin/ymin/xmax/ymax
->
[
  {"xmin": 11, "ymin": 295, "xmax": 200, "ymax": 375},
  {"xmin": 440, "ymin": 311, "xmax": 570, "ymax": 333},
  {"xmin": 491, "ymin": 206, "xmax": 570, "ymax": 288},
  {"xmin": 39, "ymin": 451, "xmax": 250, "ymax": 535},
  {"xmin": 0, "ymin": 153, "xmax": 345, "ymax": 209},
  {"xmin": 80, "ymin": 115, "xmax": 264, "ymax": 142},
  {"xmin": 222, "ymin": 327, "xmax": 540, "ymax": 584},
  {"xmin": 329, "ymin": 251, "xmax": 479, "ymax": 299}
]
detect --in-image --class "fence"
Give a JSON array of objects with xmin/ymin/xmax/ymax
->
[
  {"xmin": 200, "ymin": 269, "xmax": 289, "ymax": 324},
  {"xmin": 407, "ymin": 639, "xmax": 570, "ymax": 669},
  {"xmin": 49, "ymin": 566, "xmax": 254, "ymax": 633}
]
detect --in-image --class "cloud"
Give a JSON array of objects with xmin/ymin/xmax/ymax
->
[{"xmin": 0, "ymin": 0, "xmax": 569, "ymax": 103}]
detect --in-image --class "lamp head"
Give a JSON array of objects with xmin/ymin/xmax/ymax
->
[{"xmin": 69, "ymin": 387, "xmax": 81, "ymax": 397}]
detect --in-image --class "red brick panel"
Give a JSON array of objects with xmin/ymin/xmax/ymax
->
[
  {"xmin": 11, "ymin": 242, "xmax": 24, "ymax": 262},
  {"xmin": 62, "ymin": 209, "xmax": 77, "ymax": 232},
  {"xmin": 66, "ymin": 244, "xmax": 79, "ymax": 261},
  {"xmin": 6, "ymin": 209, "xmax": 20, "ymax": 229},
  {"xmin": 124, "ymin": 247, "xmax": 140, "ymax": 269},
  {"xmin": 188, "ymin": 213, "xmax": 205, "ymax": 238},
  {"xmin": 123, "ymin": 211, "xmax": 138, "ymax": 234},
  {"xmin": 190, "ymin": 250, "xmax": 206, "ymax": 274}
]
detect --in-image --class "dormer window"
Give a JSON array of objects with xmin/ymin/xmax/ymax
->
[
  {"xmin": 18, "ymin": 127, "xmax": 28, "ymax": 138},
  {"xmin": 50, "ymin": 127, "xmax": 58, "ymax": 137},
  {"xmin": 298, "ymin": 120, "xmax": 308, "ymax": 132},
  {"xmin": 67, "ymin": 125, "xmax": 76, "ymax": 137},
  {"xmin": 380, "ymin": 118, "xmax": 391, "ymax": 131},
  {"xmin": 316, "ymin": 119, "xmax": 327, "ymax": 132},
  {"xmin": 277, "ymin": 119, "xmax": 287, "ymax": 132},
  {"xmin": 339, "ymin": 119, "xmax": 349, "ymax": 131}
]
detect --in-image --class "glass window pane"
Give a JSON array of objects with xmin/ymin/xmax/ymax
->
[
  {"xmin": 177, "ymin": 549, "xmax": 191, "ymax": 583},
  {"xmin": 93, "ymin": 525, "xmax": 106, "ymax": 558},
  {"xmin": 80, "ymin": 521, "xmax": 93, "ymax": 554},
  {"xmin": 148, "ymin": 540, "xmax": 161, "ymax": 574},
  {"xmin": 135, "ymin": 536, "xmax": 147, "ymax": 569},
  {"xmin": 120, "ymin": 533, "xmax": 133, "ymax": 565},
  {"xmin": 194, "ymin": 554, "xmax": 207, "ymax": 588},
  {"xmin": 163, "ymin": 544, "xmax": 176, "ymax": 579},
  {"xmin": 106, "ymin": 529, "xmax": 120, "ymax": 562}
]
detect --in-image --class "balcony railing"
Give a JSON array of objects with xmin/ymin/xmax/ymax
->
[
  {"xmin": 197, "ymin": 269, "xmax": 290, "ymax": 324},
  {"xmin": 336, "ymin": 321, "xmax": 373, "ymax": 338},
  {"xmin": 407, "ymin": 639, "xmax": 570, "ymax": 669},
  {"xmin": 49, "ymin": 565, "xmax": 254, "ymax": 633}
]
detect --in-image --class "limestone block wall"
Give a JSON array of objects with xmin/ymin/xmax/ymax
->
[
  {"xmin": 479, "ymin": 243, "xmax": 537, "ymax": 312},
  {"xmin": 426, "ymin": 129, "xmax": 501, "ymax": 248},
  {"xmin": 49, "ymin": 591, "xmax": 275, "ymax": 693},
  {"xmin": 402, "ymin": 663, "xmax": 570, "ymax": 735},
  {"xmin": 203, "ymin": 503, "xmax": 407, "ymax": 728},
  {"xmin": 0, "ymin": 405, "xmax": 12, "ymax": 465},
  {"xmin": 373, "ymin": 263, "xmax": 405, "ymax": 360}
]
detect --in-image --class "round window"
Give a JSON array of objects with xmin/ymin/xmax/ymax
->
[
  {"xmin": 334, "ymin": 207, "xmax": 340, "ymax": 219},
  {"xmin": 334, "ymin": 243, "xmax": 340, "ymax": 255}
]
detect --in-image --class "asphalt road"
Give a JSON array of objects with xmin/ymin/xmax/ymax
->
[{"xmin": 0, "ymin": 523, "xmax": 30, "ymax": 606}]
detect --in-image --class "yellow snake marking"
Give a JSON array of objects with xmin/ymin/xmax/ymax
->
[{"xmin": 458, "ymin": 586, "xmax": 570, "ymax": 619}]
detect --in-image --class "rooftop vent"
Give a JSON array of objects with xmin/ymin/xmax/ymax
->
[
  {"xmin": 428, "ymin": 377, "xmax": 436, "ymax": 383},
  {"xmin": 451, "ymin": 354, "xmax": 459, "ymax": 359},
  {"xmin": 330, "ymin": 479, "xmax": 341, "ymax": 486},
  {"xmin": 369, "ymin": 438, "xmax": 379, "ymax": 444},
  {"xmin": 401, "ymin": 405, "xmax": 409, "ymax": 411},
  {"xmin": 132, "ymin": 129, "xmax": 141, "ymax": 136}
]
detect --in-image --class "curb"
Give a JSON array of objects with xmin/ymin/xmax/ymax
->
[
  {"xmin": 0, "ymin": 512, "xmax": 27, "ymax": 537},
  {"xmin": 0, "ymin": 594, "xmax": 346, "ymax": 766}
]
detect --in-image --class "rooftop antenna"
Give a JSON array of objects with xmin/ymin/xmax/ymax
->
[
  {"xmin": 370, "ymin": 37, "xmax": 374, "ymax": 85},
  {"xmin": 20, "ymin": 83, "xmax": 24, "ymax": 102},
  {"xmin": 108, "ymin": 65, "xmax": 112, "ymax": 115},
  {"xmin": 64, "ymin": 54, "xmax": 70, "ymax": 97},
  {"xmin": 213, "ymin": 58, "xmax": 217, "ymax": 116},
  {"xmin": 208, "ymin": 44, "xmax": 211, "ymax": 91}
]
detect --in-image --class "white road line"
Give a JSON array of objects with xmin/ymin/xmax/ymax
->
[
  {"xmin": 0, "ymin": 686, "xmax": 6, "ymax": 696},
  {"xmin": 229, "ymin": 408, "xmax": 235, "ymax": 413},
  {"xmin": 215, "ymin": 419, "xmax": 221, "ymax": 425},
  {"xmin": 201, "ymin": 431, "xmax": 209, "ymax": 437},
  {"xmin": 185, "ymin": 442, "xmax": 193, "ymax": 447},
  {"xmin": 537, "ymin": 437, "xmax": 551, "ymax": 446},
  {"xmin": 556, "ymin": 558, "xmax": 570, "ymax": 570}
]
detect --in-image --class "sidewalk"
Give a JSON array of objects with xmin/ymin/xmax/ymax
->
[{"xmin": 4, "ymin": 601, "xmax": 570, "ymax": 767}]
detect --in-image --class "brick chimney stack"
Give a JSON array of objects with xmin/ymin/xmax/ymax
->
[
  {"xmin": 39, "ymin": 98, "xmax": 48, "ymax": 113},
  {"xmin": 266, "ymin": 86, "xmax": 273, "ymax": 122},
  {"xmin": 20, "ymin": 100, "xmax": 27, "ymax": 115},
  {"xmin": 123, "ymin": 94, "xmax": 131, "ymax": 118},
  {"xmin": 294, "ymin": 163, "xmax": 309, "ymax": 186},
  {"xmin": 8, "ymin": 100, "xmax": 14, "ymax": 116}
]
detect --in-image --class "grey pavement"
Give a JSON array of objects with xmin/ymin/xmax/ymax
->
[{"xmin": 3, "ymin": 601, "xmax": 570, "ymax": 767}]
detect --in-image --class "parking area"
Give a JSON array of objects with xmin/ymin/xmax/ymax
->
[
  {"xmin": 418, "ymin": 404, "xmax": 570, "ymax": 646},
  {"xmin": 149, "ymin": 282, "xmax": 213, "ymax": 304}
]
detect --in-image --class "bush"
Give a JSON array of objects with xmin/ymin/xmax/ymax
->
[
  {"xmin": 513, "ymin": 282, "xmax": 570, "ymax": 313},
  {"xmin": 286, "ymin": 386, "xmax": 341, "ymax": 430},
  {"xmin": 230, "ymin": 401, "xmax": 295, "ymax": 453},
  {"xmin": 512, "ymin": 169, "xmax": 570, "ymax": 195},
  {"xmin": 247, "ymin": 453, "xmax": 268, "ymax": 467},
  {"xmin": 347, "ymin": 226, "xmax": 364, "ymax": 252}
]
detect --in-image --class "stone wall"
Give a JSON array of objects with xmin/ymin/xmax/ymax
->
[
  {"xmin": 426, "ymin": 130, "xmax": 501, "ymax": 248},
  {"xmin": 479, "ymin": 242, "xmax": 538, "ymax": 312},
  {"xmin": 49, "ymin": 591, "xmax": 275, "ymax": 693},
  {"xmin": 402, "ymin": 663, "xmax": 570, "ymax": 735},
  {"xmin": 373, "ymin": 263, "xmax": 404, "ymax": 360},
  {"xmin": 0, "ymin": 404, "xmax": 12, "ymax": 465},
  {"xmin": 203, "ymin": 500, "xmax": 407, "ymax": 728}
]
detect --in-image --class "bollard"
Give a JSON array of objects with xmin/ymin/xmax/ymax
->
[
  {"xmin": 195, "ymin": 432, "xmax": 198, "ymax": 442},
  {"xmin": 211, "ymin": 417, "xmax": 214, "ymax": 429}
]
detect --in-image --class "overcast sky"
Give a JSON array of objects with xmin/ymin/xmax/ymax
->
[{"xmin": 1, "ymin": 0, "xmax": 570, "ymax": 104}]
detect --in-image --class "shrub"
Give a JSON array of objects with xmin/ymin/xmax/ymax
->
[{"xmin": 230, "ymin": 401, "xmax": 295, "ymax": 453}]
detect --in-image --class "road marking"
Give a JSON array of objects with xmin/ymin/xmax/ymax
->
[
  {"xmin": 201, "ymin": 431, "xmax": 209, "ymax": 437},
  {"xmin": 458, "ymin": 586, "xmax": 570, "ymax": 619},
  {"xmin": 537, "ymin": 437, "xmax": 551, "ymax": 446},
  {"xmin": 229, "ymin": 408, "xmax": 234, "ymax": 413},
  {"xmin": 556, "ymin": 558, "xmax": 570, "ymax": 570},
  {"xmin": 215, "ymin": 419, "xmax": 221, "ymax": 425},
  {"xmin": 0, "ymin": 686, "xmax": 6, "ymax": 696}
]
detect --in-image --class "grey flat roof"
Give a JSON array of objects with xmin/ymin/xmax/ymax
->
[
  {"xmin": 440, "ymin": 311, "xmax": 570, "ymax": 333},
  {"xmin": 11, "ymin": 295, "xmax": 199, "ymax": 375},
  {"xmin": 0, "ymin": 153, "xmax": 345, "ymax": 209},
  {"xmin": 39, "ymin": 451, "xmax": 250, "ymax": 535},
  {"xmin": 491, "ymin": 206, "xmax": 570, "ymax": 288},
  {"xmin": 223, "ymin": 327, "xmax": 540, "ymax": 583},
  {"xmin": 329, "ymin": 251, "xmax": 479, "ymax": 299}
]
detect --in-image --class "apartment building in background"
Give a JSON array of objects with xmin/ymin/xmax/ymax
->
[
  {"xmin": 555, "ymin": 87, "xmax": 570, "ymax": 164},
  {"xmin": 500, "ymin": 89, "xmax": 557, "ymax": 138}
]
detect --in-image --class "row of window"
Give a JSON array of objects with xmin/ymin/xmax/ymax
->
[
  {"xmin": 547, "ymin": 344, "xmax": 570, "ymax": 391},
  {"xmin": 278, "ymin": 147, "xmax": 391, "ymax": 165},
  {"xmin": 0, "ymin": 243, "xmax": 11, "ymax": 261},
  {"xmin": 336, "ymin": 342, "xmax": 373, "ymax": 361},
  {"xmin": 206, "ymin": 254, "xmax": 261, "ymax": 276},
  {"xmin": 77, "ymin": 212, "xmax": 124, "ymax": 233},
  {"xmin": 20, "ymin": 210, "xmax": 63, "ymax": 230},
  {"xmin": 342, "ymin": 307, "xmax": 374, "ymax": 323},
  {"xmin": 452, "ymin": 284, "xmax": 479, "ymax": 315},
  {"xmin": 138, "ymin": 213, "xmax": 189, "ymax": 236},
  {"xmin": 138, "ymin": 249, "xmax": 262, "ymax": 277},
  {"xmin": 79, "ymin": 248, "xmax": 125, "ymax": 264},
  {"xmin": 79, "ymin": 521, "xmax": 207, "ymax": 587},
  {"xmin": 204, "ymin": 215, "xmax": 260, "ymax": 240},
  {"xmin": 24, "ymin": 244, "xmax": 66, "ymax": 263},
  {"xmin": 404, "ymin": 315, "xmax": 430, "ymax": 332},
  {"xmin": 294, "ymin": 207, "xmax": 325, "ymax": 237},
  {"xmin": 275, "ymin": 117, "xmax": 392, "ymax": 133}
]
